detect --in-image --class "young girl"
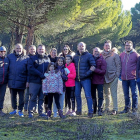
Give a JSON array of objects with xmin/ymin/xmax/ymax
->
[
  {"xmin": 42, "ymin": 62, "xmax": 65, "ymax": 118},
  {"xmin": 65, "ymin": 55, "xmax": 76, "ymax": 116},
  {"xmin": 53, "ymin": 57, "xmax": 68, "ymax": 117}
]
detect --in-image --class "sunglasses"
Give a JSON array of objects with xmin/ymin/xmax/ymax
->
[{"xmin": 0, "ymin": 51, "xmax": 6, "ymax": 52}]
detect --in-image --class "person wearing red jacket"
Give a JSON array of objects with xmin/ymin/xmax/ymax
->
[
  {"xmin": 91, "ymin": 47, "xmax": 107, "ymax": 116},
  {"xmin": 65, "ymin": 55, "xmax": 76, "ymax": 116}
]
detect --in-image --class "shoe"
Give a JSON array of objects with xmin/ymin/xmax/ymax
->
[
  {"xmin": 39, "ymin": 113, "xmax": 48, "ymax": 118},
  {"xmin": 88, "ymin": 113, "xmax": 93, "ymax": 118},
  {"xmin": 28, "ymin": 113, "xmax": 33, "ymax": 118},
  {"xmin": 98, "ymin": 111, "xmax": 102, "ymax": 116},
  {"xmin": 119, "ymin": 108, "xmax": 130, "ymax": 114},
  {"xmin": 9, "ymin": 110, "xmax": 17, "ymax": 115},
  {"xmin": 0, "ymin": 110, "xmax": 5, "ymax": 117},
  {"xmin": 110, "ymin": 110, "xmax": 117, "ymax": 115},
  {"xmin": 58, "ymin": 110, "xmax": 66, "ymax": 119},
  {"xmin": 70, "ymin": 111, "xmax": 76, "ymax": 116},
  {"xmin": 18, "ymin": 111, "xmax": 24, "ymax": 117},
  {"xmin": 65, "ymin": 110, "xmax": 72, "ymax": 116},
  {"xmin": 132, "ymin": 108, "xmax": 137, "ymax": 116},
  {"xmin": 47, "ymin": 110, "xmax": 52, "ymax": 117},
  {"xmin": 76, "ymin": 111, "xmax": 82, "ymax": 115}
]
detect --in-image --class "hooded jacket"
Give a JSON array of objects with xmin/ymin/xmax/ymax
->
[{"xmin": 120, "ymin": 49, "xmax": 139, "ymax": 80}]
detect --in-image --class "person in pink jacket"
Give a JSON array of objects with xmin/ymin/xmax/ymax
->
[{"xmin": 65, "ymin": 55, "xmax": 76, "ymax": 116}]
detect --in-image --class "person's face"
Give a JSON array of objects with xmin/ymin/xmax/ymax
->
[
  {"xmin": 58, "ymin": 58, "xmax": 63, "ymax": 66},
  {"xmin": 104, "ymin": 43, "xmax": 111, "ymax": 52},
  {"xmin": 77, "ymin": 43, "xmax": 86, "ymax": 53},
  {"xmin": 66, "ymin": 57, "xmax": 72, "ymax": 65},
  {"xmin": 50, "ymin": 50, "xmax": 57, "ymax": 58},
  {"xmin": 49, "ymin": 65, "xmax": 54, "ymax": 71},
  {"xmin": 15, "ymin": 44, "xmax": 23, "ymax": 55},
  {"xmin": 37, "ymin": 46, "xmax": 45, "ymax": 55},
  {"xmin": 125, "ymin": 42, "xmax": 133, "ymax": 52},
  {"xmin": 63, "ymin": 47, "xmax": 69, "ymax": 55},
  {"xmin": 0, "ymin": 51, "xmax": 6, "ymax": 57},
  {"xmin": 93, "ymin": 48, "xmax": 100, "ymax": 57},
  {"xmin": 29, "ymin": 46, "xmax": 36, "ymax": 55}
]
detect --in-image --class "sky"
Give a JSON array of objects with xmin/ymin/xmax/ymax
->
[{"xmin": 122, "ymin": 0, "xmax": 140, "ymax": 10}]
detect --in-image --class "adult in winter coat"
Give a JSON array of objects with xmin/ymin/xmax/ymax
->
[
  {"xmin": 8, "ymin": 43, "xmax": 28, "ymax": 117},
  {"xmin": 0, "ymin": 46, "xmax": 9, "ymax": 116},
  {"xmin": 28, "ymin": 44, "xmax": 50, "ymax": 118},
  {"xmin": 48, "ymin": 48, "xmax": 58, "ymax": 63},
  {"xmin": 91, "ymin": 47, "xmax": 107, "ymax": 116},
  {"xmin": 102, "ymin": 40, "xmax": 121, "ymax": 115},
  {"xmin": 120, "ymin": 40, "xmax": 139, "ymax": 115},
  {"xmin": 73, "ymin": 42, "xmax": 96, "ymax": 118}
]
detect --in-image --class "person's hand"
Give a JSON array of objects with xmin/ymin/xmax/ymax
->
[
  {"xmin": 26, "ymin": 82, "xmax": 29, "ymax": 88},
  {"xmin": 90, "ymin": 66, "xmax": 95, "ymax": 71}
]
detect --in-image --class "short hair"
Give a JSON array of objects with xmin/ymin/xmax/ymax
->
[
  {"xmin": 50, "ymin": 48, "xmax": 57, "ymax": 53},
  {"xmin": 66, "ymin": 54, "xmax": 73, "ymax": 60},
  {"xmin": 93, "ymin": 47, "xmax": 102, "ymax": 53},
  {"xmin": 104, "ymin": 40, "xmax": 112, "ymax": 46},
  {"xmin": 15, "ymin": 43, "xmax": 23, "ymax": 48},
  {"xmin": 77, "ymin": 42, "xmax": 86, "ymax": 48},
  {"xmin": 38, "ymin": 44, "xmax": 45, "ymax": 48},
  {"xmin": 124, "ymin": 40, "xmax": 133, "ymax": 46},
  {"xmin": 29, "ymin": 45, "xmax": 36, "ymax": 49}
]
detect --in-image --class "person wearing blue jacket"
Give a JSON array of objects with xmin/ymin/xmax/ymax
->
[
  {"xmin": 28, "ymin": 44, "xmax": 50, "ymax": 118},
  {"xmin": 73, "ymin": 42, "xmax": 96, "ymax": 118},
  {"xmin": 0, "ymin": 46, "xmax": 9, "ymax": 116},
  {"xmin": 8, "ymin": 44, "xmax": 28, "ymax": 117}
]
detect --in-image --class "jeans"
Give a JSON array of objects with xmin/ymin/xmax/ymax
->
[
  {"xmin": 0, "ymin": 84, "xmax": 7, "ymax": 110},
  {"xmin": 91, "ymin": 84, "xmax": 103, "ymax": 113},
  {"xmin": 122, "ymin": 79, "xmax": 138, "ymax": 110},
  {"xmin": 10, "ymin": 88, "xmax": 25, "ymax": 111},
  {"xmin": 53, "ymin": 92, "xmax": 65, "ymax": 114},
  {"xmin": 136, "ymin": 78, "xmax": 140, "ymax": 95},
  {"xmin": 75, "ymin": 79, "xmax": 93, "ymax": 114},
  {"xmin": 48, "ymin": 93, "xmax": 60, "ymax": 110},
  {"xmin": 28, "ymin": 83, "xmax": 44, "ymax": 115}
]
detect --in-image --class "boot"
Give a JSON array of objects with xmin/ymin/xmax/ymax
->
[
  {"xmin": 47, "ymin": 110, "xmax": 52, "ymax": 117},
  {"xmin": 58, "ymin": 110, "xmax": 66, "ymax": 119},
  {"xmin": 44, "ymin": 104, "xmax": 48, "ymax": 113}
]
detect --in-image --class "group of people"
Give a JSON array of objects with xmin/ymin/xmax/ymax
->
[{"xmin": 0, "ymin": 40, "xmax": 139, "ymax": 119}]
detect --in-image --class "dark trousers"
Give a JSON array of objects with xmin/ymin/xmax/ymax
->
[
  {"xmin": 65, "ymin": 92, "xmax": 68, "ymax": 108},
  {"xmin": 44, "ymin": 95, "xmax": 48, "ymax": 105},
  {"xmin": 48, "ymin": 93, "xmax": 60, "ymax": 110},
  {"xmin": 91, "ymin": 84, "xmax": 103, "ymax": 113},
  {"xmin": 65, "ymin": 87, "xmax": 75, "ymax": 111},
  {"xmin": 0, "ymin": 84, "xmax": 7, "ymax": 110},
  {"xmin": 10, "ymin": 88, "xmax": 25, "ymax": 111}
]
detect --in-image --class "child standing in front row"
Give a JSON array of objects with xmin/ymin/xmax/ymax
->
[
  {"xmin": 42, "ymin": 62, "xmax": 65, "ymax": 118},
  {"xmin": 65, "ymin": 55, "xmax": 76, "ymax": 116},
  {"xmin": 53, "ymin": 57, "xmax": 68, "ymax": 117}
]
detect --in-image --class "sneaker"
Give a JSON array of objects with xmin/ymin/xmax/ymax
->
[
  {"xmin": 58, "ymin": 110, "xmax": 66, "ymax": 119},
  {"xmin": 0, "ymin": 110, "xmax": 5, "ymax": 117},
  {"xmin": 28, "ymin": 113, "xmax": 33, "ymax": 118},
  {"xmin": 9, "ymin": 110, "xmax": 17, "ymax": 115},
  {"xmin": 65, "ymin": 110, "xmax": 72, "ymax": 116},
  {"xmin": 119, "ymin": 108, "xmax": 130, "ymax": 114},
  {"xmin": 70, "ymin": 111, "xmax": 76, "ymax": 116},
  {"xmin": 47, "ymin": 110, "xmax": 52, "ymax": 117},
  {"xmin": 88, "ymin": 113, "xmax": 93, "ymax": 118},
  {"xmin": 76, "ymin": 111, "xmax": 82, "ymax": 115},
  {"xmin": 53, "ymin": 112, "xmax": 59, "ymax": 118},
  {"xmin": 18, "ymin": 111, "xmax": 24, "ymax": 117},
  {"xmin": 110, "ymin": 110, "xmax": 117, "ymax": 115}
]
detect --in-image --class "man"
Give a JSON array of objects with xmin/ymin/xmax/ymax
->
[
  {"xmin": 28, "ymin": 44, "xmax": 50, "ymax": 118},
  {"xmin": 120, "ymin": 40, "xmax": 139, "ymax": 115},
  {"xmin": 73, "ymin": 42, "xmax": 96, "ymax": 118},
  {"xmin": 91, "ymin": 47, "xmax": 107, "ymax": 116},
  {"xmin": 0, "ymin": 46, "xmax": 9, "ymax": 116},
  {"xmin": 102, "ymin": 40, "xmax": 121, "ymax": 115},
  {"xmin": 8, "ymin": 43, "xmax": 28, "ymax": 117}
]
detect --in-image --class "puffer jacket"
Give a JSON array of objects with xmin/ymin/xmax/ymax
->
[
  {"xmin": 120, "ymin": 49, "xmax": 139, "ymax": 80},
  {"xmin": 42, "ymin": 71, "xmax": 63, "ymax": 94},
  {"xmin": 28, "ymin": 53, "xmax": 50, "ymax": 84},
  {"xmin": 65, "ymin": 63, "xmax": 76, "ymax": 87},
  {"xmin": 7, "ymin": 51, "xmax": 28, "ymax": 89},
  {"xmin": 92, "ymin": 55, "xmax": 107, "ymax": 84},
  {"xmin": 48, "ymin": 55, "xmax": 58, "ymax": 63},
  {"xmin": 73, "ymin": 51, "xmax": 96, "ymax": 81},
  {"xmin": 0, "ymin": 56, "xmax": 9, "ymax": 84},
  {"xmin": 102, "ymin": 50, "xmax": 121, "ymax": 83}
]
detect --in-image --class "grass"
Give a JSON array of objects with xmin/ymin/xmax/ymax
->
[{"xmin": 1, "ymin": 81, "xmax": 140, "ymax": 140}]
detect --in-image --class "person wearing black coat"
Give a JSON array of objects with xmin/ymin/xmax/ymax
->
[
  {"xmin": 8, "ymin": 44, "xmax": 28, "ymax": 117},
  {"xmin": 0, "ymin": 46, "xmax": 9, "ymax": 116},
  {"xmin": 73, "ymin": 42, "xmax": 96, "ymax": 118},
  {"xmin": 28, "ymin": 44, "xmax": 50, "ymax": 118}
]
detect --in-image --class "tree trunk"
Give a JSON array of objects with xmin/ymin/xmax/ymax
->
[
  {"xmin": 15, "ymin": 26, "xmax": 23, "ymax": 44},
  {"xmin": 25, "ymin": 26, "xmax": 34, "ymax": 52}
]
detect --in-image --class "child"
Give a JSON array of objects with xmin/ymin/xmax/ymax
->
[
  {"xmin": 65, "ymin": 55, "xmax": 76, "ymax": 116},
  {"xmin": 53, "ymin": 57, "xmax": 68, "ymax": 117},
  {"xmin": 42, "ymin": 62, "xmax": 65, "ymax": 118}
]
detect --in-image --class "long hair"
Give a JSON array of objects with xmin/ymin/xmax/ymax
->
[
  {"xmin": 46, "ymin": 62, "xmax": 57, "ymax": 73},
  {"xmin": 61, "ymin": 45, "xmax": 73, "ymax": 56},
  {"xmin": 56, "ymin": 56, "xmax": 65, "ymax": 67}
]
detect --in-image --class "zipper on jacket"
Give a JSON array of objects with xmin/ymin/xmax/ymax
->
[{"xmin": 78, "ymin": 55, "xmax": 81, "ymax": 81}]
